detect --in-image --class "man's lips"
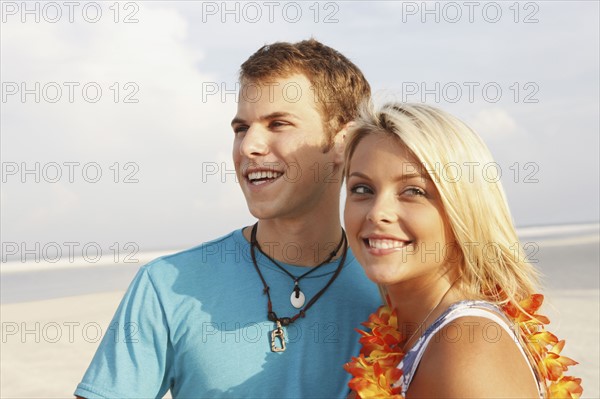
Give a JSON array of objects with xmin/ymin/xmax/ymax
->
[{"xmin": 245, "ymin": 169, "xmax": 284, "ymax": 186}]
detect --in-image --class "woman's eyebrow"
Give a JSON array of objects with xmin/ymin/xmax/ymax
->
[{"xmin": 348, "ymin": 171, "xmax": 429, "ymax": 182}]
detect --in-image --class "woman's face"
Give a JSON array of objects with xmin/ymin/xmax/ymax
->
[{"xmin": 344, "ymin": 133, "xmax": 459, "ymax": 289}]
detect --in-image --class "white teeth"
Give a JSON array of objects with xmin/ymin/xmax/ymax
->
[
  {"xmin": 248, "ymin": 171, "xmax": 283, "ymax": 182},
  {"xmin": 368, "ymin": 239, "xmax": 409, "ymax": 249}
]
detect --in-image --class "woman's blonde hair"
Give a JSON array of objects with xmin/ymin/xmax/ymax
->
[{"xmin": 344, "ymin": 102, "xmax": 540, "ymax": 305}]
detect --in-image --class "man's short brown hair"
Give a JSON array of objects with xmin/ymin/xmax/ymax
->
[{"xmin": 240, "ymin": 39, "xmax": 371, "ymax": 145}]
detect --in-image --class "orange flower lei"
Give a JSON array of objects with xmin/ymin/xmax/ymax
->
[{"xmin": 343, "ymin": 294, "xmax": 583, "ymax": 399}]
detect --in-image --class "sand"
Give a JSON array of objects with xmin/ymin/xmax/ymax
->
[
  {"xmin": 1, "ymin": 289, "xmax": 597, "ymax": 398},
  {"xmin": 1, "ymin": 292, "xmax": 124, "ymax": 397}
]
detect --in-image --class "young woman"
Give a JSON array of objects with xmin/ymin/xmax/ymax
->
[{"xmin": 343, "ymin": 103, "xmax": 582, "ymax": 398}]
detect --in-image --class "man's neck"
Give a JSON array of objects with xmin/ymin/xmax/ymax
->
[{"xmin": 243, "ymin": 211, "xmax": 344, "ymax": 267}]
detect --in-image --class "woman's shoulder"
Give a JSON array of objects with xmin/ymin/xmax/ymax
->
[{"xmin": 408, "ymin": 306, "xmax": 541, "ymax": 398}]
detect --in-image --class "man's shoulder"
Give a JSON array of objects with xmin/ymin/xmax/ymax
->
[{"xmin": 142, "ymin": 228, "xmax": 248, "ymax": 275}]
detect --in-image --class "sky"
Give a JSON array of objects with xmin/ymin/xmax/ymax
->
[{"xmin": 1, "ymin": 0, "xmax": 599, "ymax": 260}]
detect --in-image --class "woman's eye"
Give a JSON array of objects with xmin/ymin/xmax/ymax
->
[
  {"xmin": 350, "ymin": 184, "xmax": 373, "ymax": 195},
  {"xmin": 404, "ymin": 187, "xmax": 426, "ymax": 197}
]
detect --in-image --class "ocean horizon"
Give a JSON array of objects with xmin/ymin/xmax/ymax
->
[{"xmin": 1, "ymin": 221, "xmax": 598, "ymax": 304}]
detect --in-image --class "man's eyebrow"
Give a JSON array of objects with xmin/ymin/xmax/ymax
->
[
  {"xmin": 231, "ymin": 112, "xmax": 298, "ymax": 127},
  {"xmin": 231, "ymin": 117, "xmax": 245, "ymax": 127}
]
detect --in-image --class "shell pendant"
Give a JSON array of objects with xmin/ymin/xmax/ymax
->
[{"xmin": 290, "ymin": 288, "xmax": 306, "ymax": 308}]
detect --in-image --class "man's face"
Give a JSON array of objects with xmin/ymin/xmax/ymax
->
[{"xmin": 231, "ymin": 74, "xmax": 341, "ymax": 221}]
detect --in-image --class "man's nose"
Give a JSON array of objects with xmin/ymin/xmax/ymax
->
[{"xmin": 239, "ymin": 125, "xmax": 269, "ymax": 158}]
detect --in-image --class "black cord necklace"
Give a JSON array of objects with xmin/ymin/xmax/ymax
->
[
  {"xmin": 251, "ymin": 223, "xmax": 346, "ymax": 309},
  {"xmin": 249, "ymin": 222, "xmax": 348, "ymax": 352}
]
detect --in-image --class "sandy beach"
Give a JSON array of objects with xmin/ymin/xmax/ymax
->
[
  {"xmin": 1, "ymin": 292, "xmax": 124, "ymax": 397},
  {"xmin": 1, "ymin": 232, "xmax": 598, "ymax": 398}
]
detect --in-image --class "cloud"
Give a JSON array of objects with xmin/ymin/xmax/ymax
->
[
  {"xmin": 1, "ymin": 3, "xmax": 241, "ymax": 249},
  {"xmin": 466, "ymin": 107, "xmax": 518, "ymax": 141}
]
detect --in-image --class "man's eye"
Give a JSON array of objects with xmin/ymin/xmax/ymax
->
[
  {"xmin": 233, "ymin": 126, "xmax": 248, "ymax": 134},
  {"xmin": 269, "ymin": 121, "xmax": 288, "ymax": 129},
  {"xmin": 350, "ymin": 185, "xmax": 373, "ymax": 195}
]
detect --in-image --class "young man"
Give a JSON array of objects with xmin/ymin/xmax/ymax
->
[{"xmin": 75, "ymin": 39, "xmax": 380, "ymax": 398}]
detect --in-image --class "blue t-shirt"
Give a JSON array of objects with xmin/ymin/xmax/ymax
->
[{"xmin": 75, "ymin": 229, "xmax": 381, "ymax": 398}]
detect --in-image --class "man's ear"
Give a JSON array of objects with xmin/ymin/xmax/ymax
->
[{"xmin": 332, "ymin": 121, "xmax": 355, "ymax": 165}]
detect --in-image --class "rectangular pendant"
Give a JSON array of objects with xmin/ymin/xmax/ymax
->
[{"xmin": 270, "ymin": 321, "xmax": 286, "ymax": 352}]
